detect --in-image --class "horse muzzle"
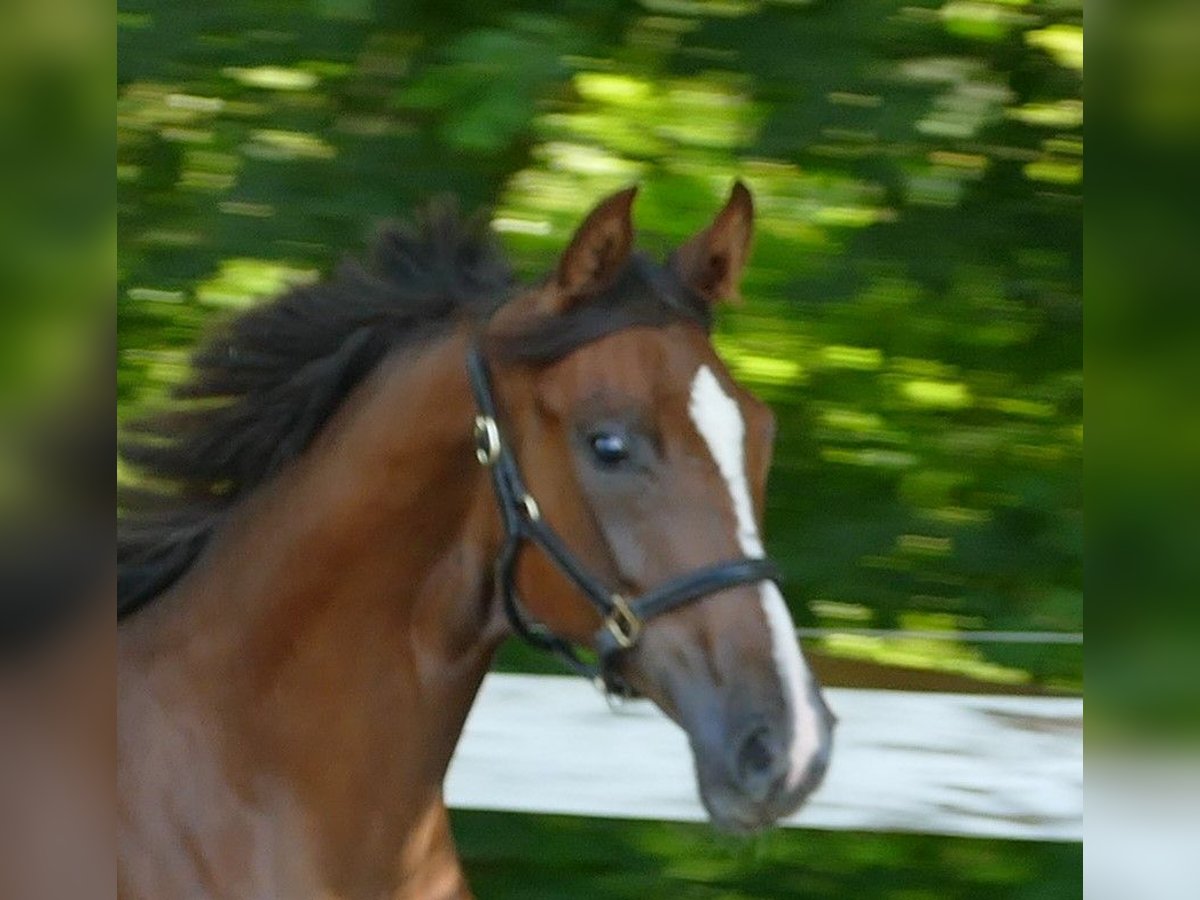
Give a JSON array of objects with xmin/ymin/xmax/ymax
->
[
  {"xmin": 621, "ymin": 624, "xmax": 837, "ymax": 835},
  {"xmin": 688, "ymin": 691, "xmax": 835, "ymax": 834}
]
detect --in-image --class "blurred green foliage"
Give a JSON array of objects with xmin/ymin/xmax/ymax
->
[
  {"xmin": 1087, "ymin": 1, "xmax": 1200, "ymax": 741},
  {"xmin": 118, "ymin": 0, "xmax": 1082, "ymax": 687},
  {"xmin": 1, "ymin": 1, "xmax": 112, "ymax": 523},
  {"xmin": 452, "ymin": 809, "xmax": 1081, "ymax": 899}
]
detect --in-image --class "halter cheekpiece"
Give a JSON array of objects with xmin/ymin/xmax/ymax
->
[{"xmin": 466, "ymin": 344, "xmax": 782, "ymax": 695}]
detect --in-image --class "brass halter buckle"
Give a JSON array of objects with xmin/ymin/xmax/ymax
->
[
  {"xmin": 473, "ymin": 415, "xmax": 501, "ymax": 467},
  {"xmin": 604, "ymin": 594, "xmax": 642, "ymax": 650}
]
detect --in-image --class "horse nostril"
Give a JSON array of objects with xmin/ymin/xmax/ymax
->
[
  {"xmin": 735, "ymin": 726, "xmax": 779, "ymax": 800},
  {"xmin": 739, "ymin": 728, "xmax": 771, "ymax": 776}
]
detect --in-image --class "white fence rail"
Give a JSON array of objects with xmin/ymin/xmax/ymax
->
[{"xmin": 446, "ymin": 673, "xmax": 1082, "ymax": 842}]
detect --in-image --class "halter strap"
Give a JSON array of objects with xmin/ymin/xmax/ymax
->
[{"xmin": 466, "ymin": 344, "xmax": 782, "ymax": 694}]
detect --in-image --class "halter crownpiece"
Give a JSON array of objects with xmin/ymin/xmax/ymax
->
[{"xmin": 466, "ymin": 343, "xmax": 782, "ymax": 695}]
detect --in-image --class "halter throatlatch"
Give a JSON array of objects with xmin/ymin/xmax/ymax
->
[{"xmin": 467, "ymin": 344, "xmax": 782, "ymax": 695}]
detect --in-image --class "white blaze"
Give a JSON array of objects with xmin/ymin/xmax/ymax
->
[{"xmin": 687, "ymin": 364, "xmax": 823, "ymax": 790}]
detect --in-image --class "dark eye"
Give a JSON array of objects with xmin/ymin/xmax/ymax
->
[{"xmin": 588, "ymin": 430, "xmax": 630, "ymax": 467}]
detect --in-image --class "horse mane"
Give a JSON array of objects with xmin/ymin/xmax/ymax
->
[
  {"xmin": 118, "ymin": 201, "xmax": 513, "ymax": 615},
  {"xmin": 118, "ymin": 200, "xmax": 710, "ymax": 619}
]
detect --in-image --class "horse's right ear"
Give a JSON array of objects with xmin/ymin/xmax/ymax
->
[
  {"xmin": 545, "ymin": 186, "xmax": 638, "ymax": 313},
  {"xmin": 671, "ymin": 180, "xmax": 754, "ymax": 305}
]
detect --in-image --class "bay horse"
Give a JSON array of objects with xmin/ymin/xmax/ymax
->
[{"xmin": 117, "ymin": 183, "xmax": 835, "ymax": 899}]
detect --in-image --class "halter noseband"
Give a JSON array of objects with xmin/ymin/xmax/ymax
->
[{"xmin": 466, "ymin": 344, "xmax": 782, "ymax": 695}]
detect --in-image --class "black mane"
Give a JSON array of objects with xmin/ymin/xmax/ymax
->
[{"xmin": 118, "ymin": 201, "xmax": 709, "ymax": 618}]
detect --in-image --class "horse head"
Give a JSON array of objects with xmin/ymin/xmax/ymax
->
[{"xmin": 478, "ymin": 184, "xmax": 834, "ymax": 833}]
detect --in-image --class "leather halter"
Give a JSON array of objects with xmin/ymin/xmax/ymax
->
[{"xmin": 466, "ymin": 344, "xmax": 782, "ymax": 695}]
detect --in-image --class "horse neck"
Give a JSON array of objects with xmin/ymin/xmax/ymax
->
[{"xmin": 120, "ymin": 329, "xmax": 503, "ymax": 898}]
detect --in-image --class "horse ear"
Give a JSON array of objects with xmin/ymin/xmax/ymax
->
[
  {"xmin": 671, "ymin": 180, "xmax": 755, "ymax": 305},
  {"xmin": 549, "ymin": 186, "xmax": 638, "ymax": 311}
]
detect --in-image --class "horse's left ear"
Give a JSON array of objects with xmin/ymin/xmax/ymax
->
[
  {"xmin": 546, "ymin": 186, "xmax": 638, "ymax": 313},
  {"xmin": 671, "ymin": 180, "xmax": 755, "ymax": 305}
]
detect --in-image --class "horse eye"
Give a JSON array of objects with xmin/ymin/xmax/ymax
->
[{"xmin": 588, "ymin": 431, "xmax": 630, "ymax": 467}]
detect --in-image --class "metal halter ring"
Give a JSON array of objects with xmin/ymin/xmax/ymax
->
[
  {"xmin": 473, "ymin": 415, "xmax": 501, "ymax": 467},
  {"xmin": 604, "ymin": 594, "xmax": 643, "ymax": 650},
  {"xmin": 520, "ymin": 493, "xmax": 541, "ymax": 522}
]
